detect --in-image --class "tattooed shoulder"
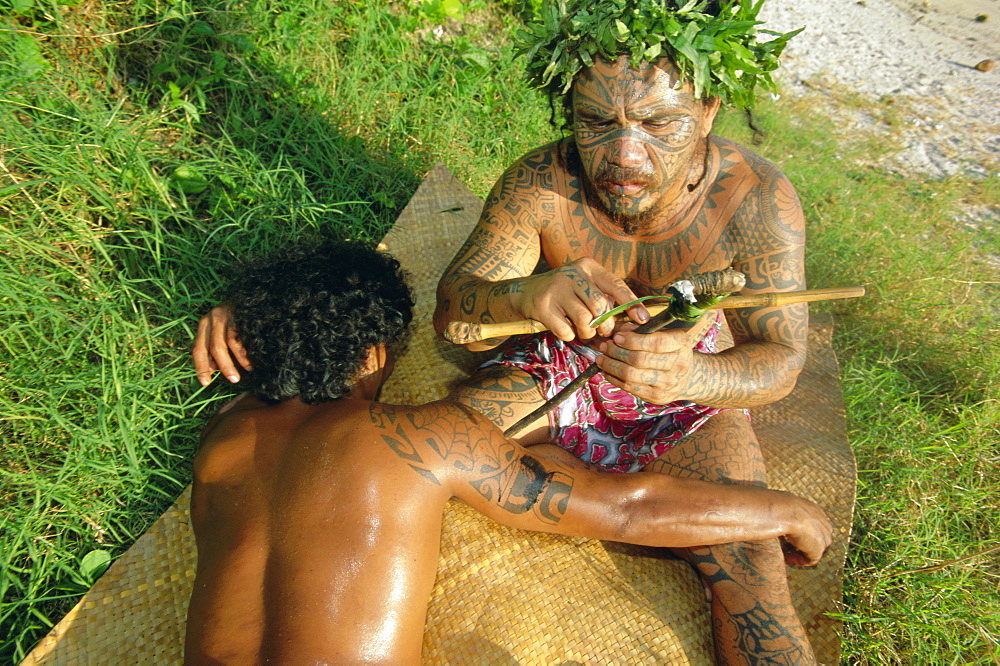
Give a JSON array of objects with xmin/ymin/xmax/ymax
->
[
  {"xmin": 369, "ymin": 401, "xmax": 441, "ymax": 485},
  {"xmin": 712, "ymin": 140, "xmax": 805, "ymax": 292},
  {"xmin": 370, "ymin": 400, "xmax": 574, "ymax": 524}
]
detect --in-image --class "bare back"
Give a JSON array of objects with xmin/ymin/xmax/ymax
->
[
  {"xmin": 185, "ymin": 388, "xmax": 831, "ymax": 663},
  {"xmin": 185, "ymin": 396, "xmax": 448, "ymax": 664}
]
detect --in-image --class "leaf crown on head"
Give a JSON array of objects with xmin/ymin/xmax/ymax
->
[{"xmin": 515, "ymin": 0, "xmax": 802, "ymax": 110}]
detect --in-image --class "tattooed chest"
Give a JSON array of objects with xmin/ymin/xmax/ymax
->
[{"xmin": 541, "ymin": 220, "xmax": 734, "ymax": 295}]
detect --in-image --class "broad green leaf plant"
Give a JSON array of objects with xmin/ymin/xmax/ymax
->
[{"xmin": 515, "ymin": 0, "xmax": 802, "ymax": 110}]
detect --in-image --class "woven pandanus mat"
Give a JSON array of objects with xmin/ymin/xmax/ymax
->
[
  {"xmin": 23, "ymin": 163, "xmax": 854, "ymax": 665},
  {"xmin": 22, "ymin": 488, "xmax": 197, "ymax": 665}
]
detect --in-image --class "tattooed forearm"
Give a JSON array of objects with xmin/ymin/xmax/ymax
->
[
  {"xmin": 685, "ymin": 342, "xmax": 801, "ymax": 407},
  {"xmin": 436, "ymin": 149, "xmax": 557, "ymax": 331}
]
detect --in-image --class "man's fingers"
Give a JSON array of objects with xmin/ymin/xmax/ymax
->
[
  {"xmin": 224, "ymin": 325, "xmax": 253, "ymax": 370},
  {"xmin": 545, "ymin": 312, "xmax": 578, "ymax": 342},
  {"xmin": 205, "ymin": 307, "xmax": 244, "ymax": 383},
  {"xmin": 532, "ymin": 297, "xmax": 590, "ymax": 341},
  {"xmin": 783, "ymin": 535, "xmax": 822, "ymax": 566},
  {"xmin": 193, "ymin": 316, "xmax": 217, "ymax": 386},
  {"xmin": 780, "ymin": 539, "xmax": 818, "ymax": 567},
  {"xmin": 782, "ymin": 506, "xmax": 833, "ymax": 567},
  {"xmin": 601, "ymin": 332, "xmax": 687, "ymax": 371},
  {"xmin": 596, "ymin": 354, "xmax": 659, "ymax": 389},
  {"xmin": 594, "ymin": 355, "xmax": 671, "ymax": 404},
  {"xmin": 558, "ymin": 297, "xmax": 603, "ymax": 340},
  {"xmin": 591, "ymin": 292, "xmax": 619, "ymax": 338},
  {"xmin": 612, "ymin": 328, "xmax": 689, "ymax": 355},
  {"xmin": 591, "ymin": 271, "xmax": 646, "ymax": 323},
  {"xmin": 209, "ymin": 337, "xmax": 242, "ymax": 383}
]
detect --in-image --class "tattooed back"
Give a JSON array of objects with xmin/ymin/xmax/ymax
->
[
  {"xmin": 183, "ymin": 393, "xmax": 580, "ymax": 664},
  {"xmin": 185, "ymin": 394, "xmax": 450, "ymax": 664}
]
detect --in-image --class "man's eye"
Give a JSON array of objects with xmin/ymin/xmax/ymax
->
[
  {"xmin": 585, "ymin": 119, "xmax": 615, "ymax": 130},
  {"xmin": 644, "ymin": 119, "xmax": 675, "ymax": 130}
]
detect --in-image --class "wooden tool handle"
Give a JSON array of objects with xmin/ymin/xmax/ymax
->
[
  {"xmin": 443, "ymin": 285, "xmax": 865, "ymax": 345},
  {"xmin": 706, "ymin": 285, "xmax": 866, "ymax": 310}
]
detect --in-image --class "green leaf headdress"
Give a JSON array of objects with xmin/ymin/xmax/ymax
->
[{"xmin": 515, "ymin": 0, "xmax": 802, "ymax": 111}]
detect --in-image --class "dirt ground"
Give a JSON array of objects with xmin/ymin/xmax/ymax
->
[
  {"xmin": 885, "ymin": 0, "xmax": 1000, "ymax": 47},
  {"xmin": 761, "ymin": 0, "xmax": 999, "ymax": 179}
]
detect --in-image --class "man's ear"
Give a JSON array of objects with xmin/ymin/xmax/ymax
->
[
  {"xmin": 701, "ymin": 96, "xmax": 722, "ymax": 137},
  {"xmin": 360, "ymin": 344, "xmax": 390, "ymax": 377}
]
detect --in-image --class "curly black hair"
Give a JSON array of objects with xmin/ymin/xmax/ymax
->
[{"xmin": 226, "ymin": 240, "xmax": 414, "ymax": 404}]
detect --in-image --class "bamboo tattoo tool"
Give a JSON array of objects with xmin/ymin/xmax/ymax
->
[
  {"xmin": 444, "ymin": 285, "xmax": 867, "ymax": 346},
  {"xmin": 502, "ymin": 269, "xmax": 748, "ymax": 440}
]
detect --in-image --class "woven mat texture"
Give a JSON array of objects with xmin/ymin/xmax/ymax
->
[{"xmin": 23, "ymin": 163, "xmax": 855, "ymax": 665}]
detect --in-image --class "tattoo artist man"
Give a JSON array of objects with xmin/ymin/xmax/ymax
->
[
  {"xmin": 428, "ymin": 3, "xmax": 819, "ymax": 663},
  {"xmin": 184, "ymin": 241, "xmax": 831, "ymax": 663}
]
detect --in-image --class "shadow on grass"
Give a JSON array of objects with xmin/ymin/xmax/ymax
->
[
  {"xmin": 2, "ymin": 1, "xmax": 445, "ymax": 659},
  {"xmin": 114, "ymin": 0, "xmax": 425, "ymax": 243},
  {"xmin": 101, "ymin": 0, "xmax": 435, "ymax": 514}
]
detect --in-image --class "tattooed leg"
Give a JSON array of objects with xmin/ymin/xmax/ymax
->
[
  {"xmin": 450, "ymin": 364, "xmax": 550, "ymax": 445},
  {"xmin": 645, "ymin": 409, "xmax": 816, "ymax": 665}
]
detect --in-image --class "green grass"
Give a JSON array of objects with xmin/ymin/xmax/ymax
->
[
  {"xmin": 2, "ymin": 0, "xmax": 998, "ymax": 662},
  {"xmin": 716, "ymin": 99, "xmax": 1000, "ymax": 662}
]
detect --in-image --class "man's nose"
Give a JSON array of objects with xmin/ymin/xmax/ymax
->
[{"xmin": 608, "ymin": 134, "xmax": 646, "ymax": 168}]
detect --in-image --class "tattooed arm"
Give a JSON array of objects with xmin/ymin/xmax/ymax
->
[
  {"xmin": 433, "ymin": 145, "xmax": 642, "ymax": 350},
  {"xmin": 596, "ymin": 146, "xmax": 808, "ymax": 408},
  {"xmin": 372, "ymin": 399, "xmax": 831, "ymax": 559}
]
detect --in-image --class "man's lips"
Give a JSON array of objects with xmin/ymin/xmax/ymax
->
[{"xmin": 602, "ymin": 180, "xmax": 646, "ymax": 196}]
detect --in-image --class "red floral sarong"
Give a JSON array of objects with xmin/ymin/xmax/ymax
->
[{"xmin": 484, "ymin": 312, "xmax": 727, "ymax": 473}]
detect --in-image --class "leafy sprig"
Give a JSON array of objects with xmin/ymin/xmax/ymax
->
[{"xmin": 515, "ymin": 0, "xmax": 802, "ymax": 110}]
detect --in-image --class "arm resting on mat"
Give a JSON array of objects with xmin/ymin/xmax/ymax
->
[{"xmin": 414, "ymin": 402, "xmax": 833, "ymax": 565}]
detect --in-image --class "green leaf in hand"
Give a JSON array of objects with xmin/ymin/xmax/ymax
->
[{"xmin": 589, "ymin": 295, "xmax": 672, "ymax": 328}]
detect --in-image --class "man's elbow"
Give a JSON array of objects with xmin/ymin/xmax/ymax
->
[{"xmin": 602, "ymin": 487, "xmax": 659, "ymax": 543}]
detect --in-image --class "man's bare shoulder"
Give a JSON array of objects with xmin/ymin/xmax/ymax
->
[
  {"xmin": 487, "ymin": 139, "xmax": 572, "ymax": 200},
  {"xmin": 367, "ymin": 398, "xmax": 490, "ymax": 439},
  {"xmin": 505, "ymin": 138, "xmax": 567, "ymax": 178},
  {"xmin": 707, "ymin": 134, "xmax": 805, "ymax": 296},
  {"xmin": 710, "ymin": 135, "xmax": 792, "ymax": 185},
  {"xmin": 367, "ymin": 398, "xmax": 514, "ymax": 486},
  {"xmin": 196, "ymin": 397, "xmax": 387, "ymax": 472},
  {"xmin": 479, "ymin": 138, "xmax": 575, "ymax": 238}
]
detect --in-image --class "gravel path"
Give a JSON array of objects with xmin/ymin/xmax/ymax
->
[{"xmin": 760, "ymin": 0, "xmax": 999, "ymax": 179}]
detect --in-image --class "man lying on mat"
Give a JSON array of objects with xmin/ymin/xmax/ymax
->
[{"xmin": 184, "ymin": 240, "xmax": 831, "ymax": 664}]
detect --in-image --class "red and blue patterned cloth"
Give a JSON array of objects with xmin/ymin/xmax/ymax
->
[{"xmin": 485, "ymin": 312, "xmax": 728, "ymax": 473}]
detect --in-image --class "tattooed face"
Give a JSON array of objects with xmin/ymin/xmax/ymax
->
[{"xmin": 572, "ymin": 56, "xmax": 719, "ymax": 234}]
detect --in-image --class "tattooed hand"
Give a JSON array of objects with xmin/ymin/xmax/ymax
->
[
  {"xmin": 593, "ymin": 316, "xmax": 712, "ymax": 404},
  {"xmin": 515, "ymin": 257, "xmax": 648, "ymax": 342}
]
